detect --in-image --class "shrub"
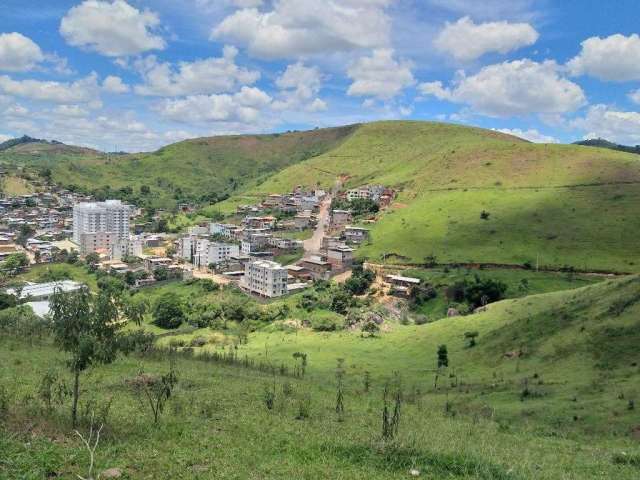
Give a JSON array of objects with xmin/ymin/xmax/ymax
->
[
  {"xmin": 153, "ymin": 292, "xmax": 185, "ymax": 329},
  {"xmin": 310, "ymin": 311, "xmax": 344, "ymax": 332}
]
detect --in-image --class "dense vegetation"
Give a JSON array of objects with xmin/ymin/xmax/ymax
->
[{"xmin": 574, "ymin": 138, "xmax": 640, "ymax": 155}]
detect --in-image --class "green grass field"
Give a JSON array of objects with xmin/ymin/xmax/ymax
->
[{"xmin": 2, "ymin": 275, "xmax": 640, "ymax": 479}]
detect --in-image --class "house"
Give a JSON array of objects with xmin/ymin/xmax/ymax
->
[
  {"xmin": 241, "ymin": 260, "xmax": 289, "ymax": 297},
  {"xmin": 299, "ymin": 256, "xmax": 332, "ymax": 280},
  {"xmin": 344, "ymin": 226, "xmax": 370, "ymax": 244},
  {"xmin": 384, "ymin": 274, "xmax": 421, "ymax": 297},
  {"xmin": 294, "ymin": 211, "xmax": 313, "ymax": 229},
  {"xmin": 326, "ymin": 245, "xmax": 354, "ymax": 269},
  {"xmin": 331, "ymin": 209, "xmax": 352, "ymax": 226},
  {"xmin": 144, "ymin": 256, "xmax": 173, "ymax": 272},
  {"xmin": 346, "ymin": 185, "xmax": 385, "ymax": 202},
  {"xmin": 209, "ymin": 223, "xmax": 239, "ymax": 238},
  {"xmin": 286, "ymin": 264, "xmax": 312, "ymax": 282}
]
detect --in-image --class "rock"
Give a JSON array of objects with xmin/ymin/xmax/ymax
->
[
  {"xmin": 101, "ymin": 468, "xmax": 122, "ymax": 479},
  {"xmin": 446, "ymin": 307, "xmax": 459, "ymax": 317}
]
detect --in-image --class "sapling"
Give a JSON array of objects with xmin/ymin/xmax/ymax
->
[{"xmin": 335, "ymin": 359, "xmax": 345, "ymax": 422}]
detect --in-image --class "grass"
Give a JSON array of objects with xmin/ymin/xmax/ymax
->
[
  {"xmin": 214, "ymin": 121, "xmax": 640, "ymax": 272},
  {"xmin": 1, "ymin": 126, "xmax": 357, "ymax": 210},
  {"xmin": 1, "ymin": 273, "xmax": 640, "ymax": 478},
  {"xmin": 1, "ymin": 175, "xmax": 35, "ymax": 196},
  {"xmin": 14, "ymin": 263, "xmax": 99, "ymax": 291}
]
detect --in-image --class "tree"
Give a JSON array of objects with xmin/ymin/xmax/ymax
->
[
  {"xmin": 409, "ymin": 283, "xmax": 437, "ymax": 307},
  {"xmin": 124, "ymin": 295, "xmax": 149, "ymax": 327},
  {"xmin": 131, "ymin": 362, "xmax": 178, "ymax": 424},
  {"xmin": 437, "ymin": 344, "xmax": 449, "ymax": 368},
  {"xmin": 2, "ymin": 253, "xmax": 29, "ymax": 276},
  {"xmin": 0, "ymin": 292, "xmax": 16, "ymax": 310},
  {"xmin": 464, "ymin": 331, "xmax": 479, "ymax": 348},
  {"xmin": 84, "ymin": 252, "xmax": 100, "ymax": 272},
  {"xmin": 50, "ymin": 287, "xmax": 125, "ymax": 427},
  {"xmin": 16, "ymin": 224, "xmax": 35, "ymax": 246},
  {"xmin": 152, "ymin": 292, "xmax": 184, "ymax": 329}
]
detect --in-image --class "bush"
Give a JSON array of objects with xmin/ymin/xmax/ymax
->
[
  {"xmin": 310, "ymin": 311, "xmax": 344, "ymax": 332},
  {"xmin": 152, "ymin": 292, "xmax": 185, "ymax": 329}
]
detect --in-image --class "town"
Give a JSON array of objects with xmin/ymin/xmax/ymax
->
[{"xmin": 0, "ymin": 175, "xmax": 418, "ymax": 318}]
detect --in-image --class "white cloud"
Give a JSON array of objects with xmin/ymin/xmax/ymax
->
[
  {"xmin": 495, "ymin": 127, "xmax": 558, "ymax": 143},
  {"xmin": 0, "ymin": 32, "xmax": 44, "ymax": 72},
  {"xmin": 212, "ymin": 0, "xmax": 392, "ymax": 59},
  {"xmin": 4, "ymin": 104, "xmax": 29, "ymax": 117},
  {"xmin": 60, "ymin": 0, "xmax": 165, "ymax": 57},
  {"xmin": 272, "ymin": 62, "xmax": 326, "ymax": 111},
  {"xmin": 629, "ymin": 89, "xmax": 640, "ymax": 105},
  {"xmin": 134, "ymin": 46, "xmax": 259, "ymax": 96},
  {"xmin": 567, "ymin": 34, "xmax": 640, "ymax": 82},
  {"xmin": 158, "ymin": 86, "xmax": 271, "ymax": 124},
  {"xmin": 572, "ymin": 104, "xmax": 640, "ymax": 145},
  {"xmin": 0, "ymin": 134, "xmax": 12, "ymax": 143},
  {"xmin": 103, "ymin": 75, "xmax": 130, "ymax": 93},
  {"xmin": 0, "ymin": 73, "xmax": 101, "ymax": 104},
  {"xmin": 434, "ymin": 16, "xmax": 538, "ymax": 62},
  {"xmin": 419, "ymin": 59, "xmax": 585, "ymax": 117},
  {"xmin": 347, "ymin": 49, "xmax": 415, "ymax": 100},
  {"xmin": 53, "ymin": 104, "xmax": 89, "ymax": 118}
]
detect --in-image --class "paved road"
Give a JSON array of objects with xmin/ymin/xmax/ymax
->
[{"xmin": 303, "ymin": 194, "xmax": 332, "ymax": 255}]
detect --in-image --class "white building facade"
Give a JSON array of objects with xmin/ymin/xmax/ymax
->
[
  {"xmin": 241, "ymin": 260, "xmax": 288, "ymax": 297},
  {"xmin": 73, "ymin": 200, "xmax": 130, "ymax": 254}
]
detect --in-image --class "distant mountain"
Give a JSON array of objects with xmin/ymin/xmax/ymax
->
[
  {"xmin": 573, "ymin": 138, "xmax": 640, "ymax": 155},
  {"xmin": 0, "ymin": 135, "xmax": 98, "ymax": 155}
]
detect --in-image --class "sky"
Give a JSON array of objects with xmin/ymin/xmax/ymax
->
[{"xmin": 1, "ymin": 0, "xmax": 640, "ymax": 152}]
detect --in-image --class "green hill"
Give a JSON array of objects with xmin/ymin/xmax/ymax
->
[
  {"xmin": 0, "ymin": 126, "xmax": 357, "ymax": 209},
  {"xmin": 574, "ymin": 138, "xmax": 640, "ymax": 156},
  {"xmin": 2, "ymin": 275, "xmax": 639, "ymax": 479},
  {"xmin": 214, "ymin": 121, "xmax": 640, "ymax": 273}
]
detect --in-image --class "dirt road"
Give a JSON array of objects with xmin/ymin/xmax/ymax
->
[{"xmin": 303, "ymin": 194, "xmax": 332, "ymax": 255}]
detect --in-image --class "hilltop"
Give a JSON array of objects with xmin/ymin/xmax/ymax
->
[
  {"xmin": 214, "ymin": 121, "xmax": 640, "ymax": 272},
  {"xmin": 574, "ymin": 138, "xmax": 640, "ymax": 156},
  {"xmin": 0, "ymin": 135, "xmax": 98, "ymax": 156},
  {"xmin": 0, "ymin": 126, "xmax": 357, "ymax": 209}
]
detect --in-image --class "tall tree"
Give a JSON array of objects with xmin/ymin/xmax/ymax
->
[{"xmin": 50, "ymin": 287, "xmax": 125, "ymax": 427}]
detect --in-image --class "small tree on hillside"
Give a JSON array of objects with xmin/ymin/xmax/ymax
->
[
  {"xmin": 152, "ymin": 292, "xmax": 184, "ymax": 329},
  {"xmin": 84, "ymin": 252, "xmax": 100, "ymax": 272},
  {"xmin": 124, "ymin": 294, "xmax": 149, "ymax": 327},
  {"xmin": 50, "ymin": 287, "xmax": 125, "ymax": 427}
]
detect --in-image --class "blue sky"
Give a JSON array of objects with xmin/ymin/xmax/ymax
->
[{"xmin": 1, "ymin": 0, "xmax": 640, "ymax": 151}]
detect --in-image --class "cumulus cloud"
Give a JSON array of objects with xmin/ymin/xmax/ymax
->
[
  {"xmin": 495, "ymin": 127, "xmax": 558, "ymax": 143},
  {"xmin": 0, "ymin": 133, "xmax": 12, "ymax": 143},
  {"xmin": 0, "ymin": 32, "xmax": 44, "ymax": 72},
  {"xmin": 567, "ymin": 34, "xmax": 640, "ymax": 81},
  {"xmin": 572, "ymin": 104, "xmax": 640, "ymax": 145},
  {"xmin": 434, "ymin": 16, "xmax": 538, "ymax": 62},
  {"xmin": 0, "ymin": 73, "xmax": 101, "ymax": 104},
  {"xmin": 347, "ymin": 49, "xmax": 415, "ymax": 100},
  {"xmin": 60, "ymin": 0, "xmax": 165, "ymax": 57},
  {"xmin": 629, "ymin": 89, "xmax": 640, "ymax": 105},
  {"xmin": 53, "ymin": 104, "xmax": 90, "ymax": 118},
  {"xmin": 212, "ymin": 0, "xmax": 392, "ymax": 59},
  {"xmin": 158, "ymin": 86, "xmax": 271, "ymax": 124},
  {"xmin": 419, "ymin": 59, "xmax": 585, "ymax": 117},
  {"xmin": 272, "ymin": 62, "xmax": 326, "ymax": 112},
  {"xmin": 134, "ymin": 46, "xmax": 259, "ymax": 96},
  {"xmin": 103, "ymin": 75, "xmax": 130, "ymax": 93},
  {"xmin": 4, "ymin": 104, "xmax": 30, "ymax": 117}
]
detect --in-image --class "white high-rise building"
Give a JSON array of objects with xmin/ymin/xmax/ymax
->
[
  {"xmin": 73, "ymin": 200, "xmax": 130, "ymax": 254},
  {"xmin": 178, "ymin": 236, "xmax": 239, "ymax": 267},
  {"xmin": 241, "ymin": 260, "xmax": 288, "ymax": 297}
]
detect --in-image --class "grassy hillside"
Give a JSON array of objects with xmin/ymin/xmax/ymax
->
[
  {"xmin": 2, "ymin": 275, "xmax": 639, "ymax": 479},
  {"xmin": 0, "ymin": 126, "xmax": 357, "ymax": 210},
  {"xmin": 214, "ymin": 121, "xmax": 640, "ymax": 272}
]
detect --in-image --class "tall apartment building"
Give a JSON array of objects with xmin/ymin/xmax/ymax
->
[
  {"xmin": 72, "ymin": 200, "xmax": 130, "ymax": 254},
  {"xmin": 242, "ymin": 260, "xmax": 288, "ymax": 297}
]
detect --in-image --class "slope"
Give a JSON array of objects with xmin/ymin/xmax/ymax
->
[
  {"xmin": 215, "ymin": 121, "xmax": 640, "ymax": 272},
  {"xmin": 0, "ymin": 126, "xmax": 358, "ymax": 210}
]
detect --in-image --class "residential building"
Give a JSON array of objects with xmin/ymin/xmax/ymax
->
[
  {"xmin": 241, "ymin": 260, "xmax": 288, "ymax": 297},
  {"xmin": 384, "ymin": 274, "xmax": 421, "ymax": 297},
  {"xmin": 300, "ymin": 256, "xmax": 332, "ymax": 280},
  {"xmin": 327, "ymin": 245, "xmax": 355, "ymax": 269},
  {"xmin": 344, "ymin": 226, "xmax": 370, "ymax": 244},
  {"xmin": 72, "ymin": 200, "xmax": 130, "ymax": 254},
  {"xmin": 331, "ymin": 209, "xmax": 352, "ymax": 226}
]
